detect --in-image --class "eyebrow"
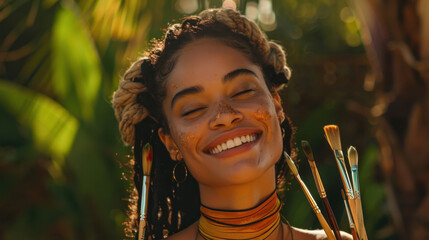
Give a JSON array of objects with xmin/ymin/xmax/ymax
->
[
  {"xmin": 171, "ymin": 86, "xmax": 203, "ymax": 109},
  {"xmin": 170, "ymin": 68, "xmax": 258, "ymax": 109},
  {"xmin": 223, "ymin": 68, "xmax": 257, "ymax": 82}
]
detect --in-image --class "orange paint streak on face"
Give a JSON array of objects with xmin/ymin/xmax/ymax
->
[
  {"xmin": 253, "ymin": 109, "xmax": 271, "ymax": 122},
  {"xmin": 253, "ymin": 109, "xmax": 273, "ymax": 138}
]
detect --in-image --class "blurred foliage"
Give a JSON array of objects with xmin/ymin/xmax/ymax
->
[{"xmin": 0, "ymin": 0, "xmax": 396, "ymax": 239}]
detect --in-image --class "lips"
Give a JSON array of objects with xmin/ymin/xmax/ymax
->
[{"xmin": 203, "ymin": 129, "xmax": 262, "ymax": 155}]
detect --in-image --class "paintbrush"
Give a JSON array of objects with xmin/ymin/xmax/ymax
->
[
  {"xmin": 348, "ymin": 146, "xmax": 368, "ymax": 240},
  {"xmin": 138, "ymin": 143, "xmax": 153, "ymax": 240},
  {"xmin": 323, "ymin": 125, "xmax": 359, "ymax": 236},
  {"xmin": 341, "ymin": 190, "xmax": 359, "ymax": 240},
  {"xmin": 302, "ymin": 141, "xmax": 341, "ymax": 240},
  {"xmin": 284, "ymin": 151, "xmax": 336, "ymax": 240},
  {"xmin": 323, "ymin": 125, "xmax": 354, "ymax": 200}
]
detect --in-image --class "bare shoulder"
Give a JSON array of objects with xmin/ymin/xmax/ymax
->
[
  {"xmin": 164, "ymin": 221, "xmax": 198, "ymax": 240},
  {"xmin": 165, "ymin": 222, "xmax": 352, "ymax": 240},
  {"xmin": 288, "ymin": 225, "xmax": 353, "ymax": 240}
]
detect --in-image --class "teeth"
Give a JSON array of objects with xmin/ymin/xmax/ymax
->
[
  {"xmin": 209, "ymin": 134, "xmax": 258, "ymax": 154},
  {"xmin": 233, "ymin": 137, "xmax": 242, "ymax": 146},
  {"xmin": 226, "ymin": 140, "xmax": 234, "ymax": 148}
]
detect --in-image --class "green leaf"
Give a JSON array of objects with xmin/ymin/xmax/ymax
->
[
  {"xmin": 52, "ymin": 7, "xmax": 101, "ymax": 120},
  {"xmin": 0, "ymin": 80, "xmax": 78, "ymax": 159}
]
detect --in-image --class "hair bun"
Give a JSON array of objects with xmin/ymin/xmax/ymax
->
[
  {"xmin": 135, "ymin": 58, "xmax": 154, "ymax": 86},
  {"xmin": 272, "ymin": 71, "xmax": 288, "ymax": 86}
]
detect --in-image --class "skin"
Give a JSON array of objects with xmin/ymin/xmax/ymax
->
[{"xmin": 158, "ymin": 38, "xmax": 352, "ymax": 240}]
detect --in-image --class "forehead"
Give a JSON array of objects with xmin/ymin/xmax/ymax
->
[{"xmin": 165, "ymin": 38, "xmax": 260, "ymax": 90}]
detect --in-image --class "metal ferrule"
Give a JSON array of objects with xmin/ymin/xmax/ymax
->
[
  {"xmin": 344, "ymin": 199, "xmax": 355, "ymax": 228},
  {"xmin": 354, "ymin": 190, "xmax": 361, "ymax": 199},
  {"xmin": 140, "ymin": 175, "xmax": 148, "ymax": 220},
  {"xmin": 334, "ymin": 150, "xmax": 354, "ymax": 199},
  {"xmin": 313, "ymin": 206, "xmax": 321, "ymax": 214},
  {"xmin": 351, "ymin": 165, "xmax": 361, "ymax": 194}
]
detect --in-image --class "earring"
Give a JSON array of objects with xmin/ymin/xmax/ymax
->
[
  {"xmin": 281, "ymin": 127, "xmax": 285, "ymax": 139},
  {"xmin": 173, "ymin": 161, "xmax": 188, "ymax": 185},
  {"xmin": 175, "ymin": 150, "xmax": 183, "ymax": 161}
]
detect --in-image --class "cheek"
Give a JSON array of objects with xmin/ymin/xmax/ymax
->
[
  {"xmin": 176, "ymin": 131, "xmax": 197, "ymax": 150},
  {"xmin": 253, "ymin": 109, "xmax": 272, "ymax": 122},
  {"xmin": 252, "ymin": 103, "xmax": 278, "ymax": 138},
  {"xmin": 165, "ymin": 110, "xmax": 197, "ymax": 150}
]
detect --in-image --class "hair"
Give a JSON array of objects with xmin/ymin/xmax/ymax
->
[{"xmin": 112, "ymin": 8, "xmax": 293, "ymax": 240}]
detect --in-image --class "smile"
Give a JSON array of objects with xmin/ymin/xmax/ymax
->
[{"xmin": 208, "ymin": 133, "xmax": 260, "ymax": 154}]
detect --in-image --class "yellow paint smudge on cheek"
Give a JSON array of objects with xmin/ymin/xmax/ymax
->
[{"xmin": 177, "ymin": 131, "xmax": 197, "ymax": 149}]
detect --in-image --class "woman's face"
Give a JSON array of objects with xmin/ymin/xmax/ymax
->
[{"xmin": 159, "ymin": 38, "xmax": 285, "ymax": 187}]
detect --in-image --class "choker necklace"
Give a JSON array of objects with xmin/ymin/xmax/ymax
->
[{"xmin": 198, "ymin": 191, "xmax": 282, "ymax": 240}]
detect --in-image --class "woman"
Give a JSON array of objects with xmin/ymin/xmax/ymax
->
[{"xmin": 112, "ymin": 8, "xmax": 352, "ymax": 240}]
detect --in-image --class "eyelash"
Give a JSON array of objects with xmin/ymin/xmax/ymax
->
[
  {"xmin": 182, "ymin": 107, "xmax": 206, "ymax": 117},
  {"xmin": 233, "ymin": 89, "xmax": 254, "ymax": 97}
]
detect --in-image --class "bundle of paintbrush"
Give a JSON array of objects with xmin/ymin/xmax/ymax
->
[
  {"xmin": 301, "ymin": 141, "xmax": 342, "ymax": 240},
  {"xmin": 284, "ymin": 151, "xmax": 336, "ymax": 240},
  {"xmin": 137, "ymin": 143, "xmax": 153, "ymax": 240},
  {"xmin": 323, "ymin": 125, "xmax": 368, "ymax": 240}
]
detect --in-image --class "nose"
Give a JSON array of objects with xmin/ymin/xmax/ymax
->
[{"xmin": 209, "ymin": 104, "xmax": 244, "ymax": 130}]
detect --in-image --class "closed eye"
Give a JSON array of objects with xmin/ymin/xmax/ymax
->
[
  {"xmin": 182, "ymin": 107, "xmax": 206, "ymax": 117},
  {"xmin": 232, "ymin": 89, "xmax": 254, "ymax": 97}
]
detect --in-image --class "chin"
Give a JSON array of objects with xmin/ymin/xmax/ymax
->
[{"xmin": 220, "ymin": 158, "xmax": 273, "ymax": 185}]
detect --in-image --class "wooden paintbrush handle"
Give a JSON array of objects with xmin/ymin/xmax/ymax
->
[
  {"xmin": 322, "ymin": 197, "xmax": 342, "ymax": 240},
  {"xmin": 348, "ymin": 198, "xmax": 360, "ymax": 237},
  {"xmin": 350, "ymin": 226, "xmax": 359, "ymax": 240},
  {"xmin": 138, "ymin": 219, "xmax": 146, "ymax": 240},
  {"xmin": 297, "ymin": 178, "xmax": 336, "ymax": 240},
  {"xmin": 357, "ymin": 200, "xmax": 368, "ymax": 240},
  {"xmin": 315, "ymin": 209, "xmax": 337, "ymax": 240}
]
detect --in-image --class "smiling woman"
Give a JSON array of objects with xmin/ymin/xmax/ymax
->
[{"xmin": 112, "ymin": 8, "xmax": 351, "ymax": 240}]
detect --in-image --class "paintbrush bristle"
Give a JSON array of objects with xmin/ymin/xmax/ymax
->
[
  {"xmin": 142, "ymin": 143, "xmax": 153, "ymax": 175},
  {"xmin": 348, "ymin": 146, "xmax": 358, "ymax": 167},
  {"xmin": 301, "ymin": 140, "xmax": 315, "ymax": 162},
  {"xmin": 323, "ymin": 125, "xmax": 342, "ymax": 151},
  {"xmin": 284, "ymin": 151, "xmax": 299, "ymax": 176}
]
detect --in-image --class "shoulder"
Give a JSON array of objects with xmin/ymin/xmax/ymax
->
[
  {"xmin": 289, "ymin": 226, "xmax": 353, "ymax": 240},
  {"xmin": 164, "ymin": 221, "xmax": 198, "ymax": 240},
  {"xmin": 165, "ymin": 221, "xmax": 353, "ymax": 240}
]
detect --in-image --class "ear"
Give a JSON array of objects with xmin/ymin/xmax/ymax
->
[
  {"xmin": 158, "ymin": 128, "xmax": 180, "ymax": 160},
  {"xmin": 272, "ymin": 90, "xmax": 285, "ymax": 123}
]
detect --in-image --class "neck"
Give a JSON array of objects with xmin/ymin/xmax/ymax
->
[
  {"xmin": 198, "ymin": 166, "xmax": 277, "ymax": 210},
  {"xmin": 198, "ymin": 190, "xmax": 282, "ymax": 240}
]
